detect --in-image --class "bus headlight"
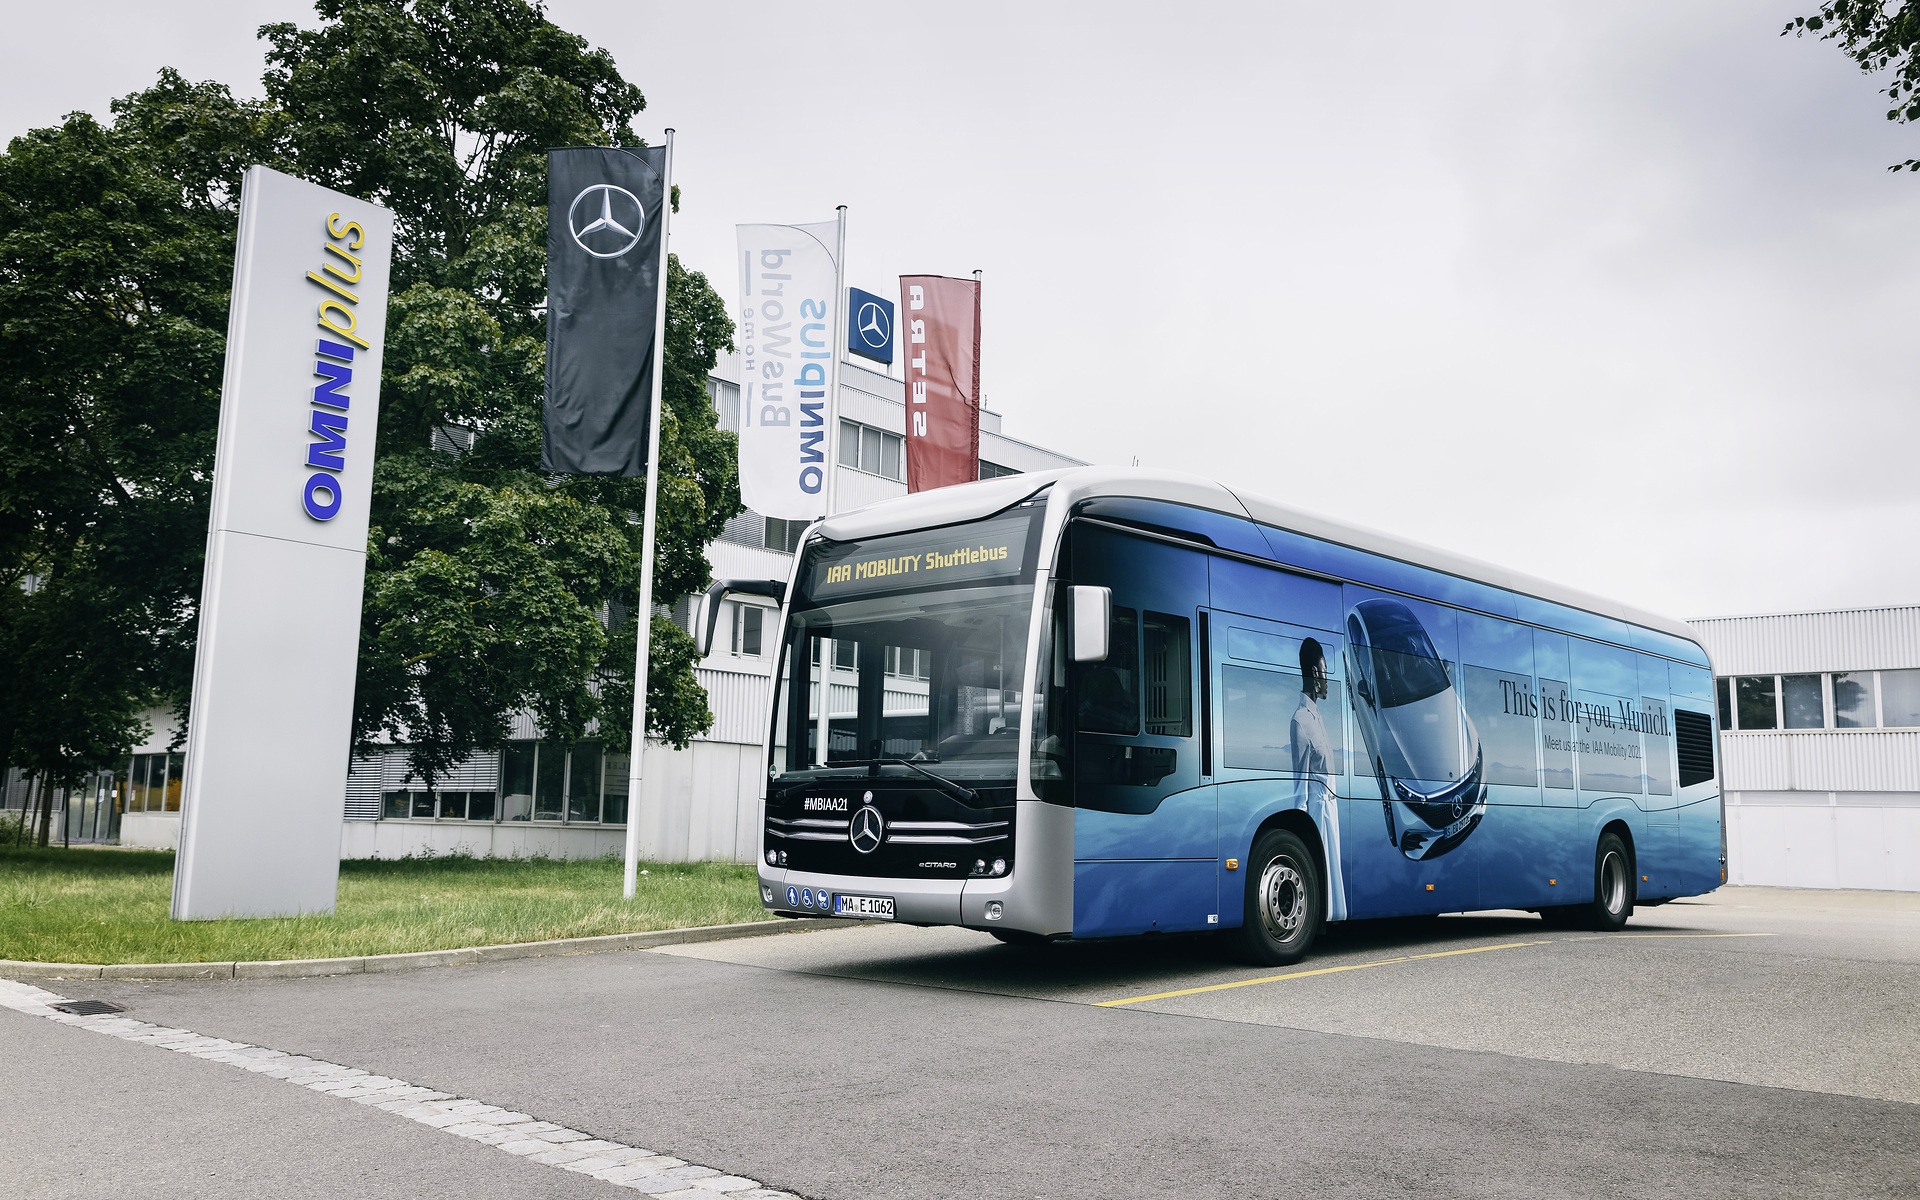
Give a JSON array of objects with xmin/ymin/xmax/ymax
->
[
  {"xmin": 766, "ymin": 850, "xmax": 778, "ymax": 866},
  {"xmin": 992, "ymin": 859, "xmax": 1007, "ymax": 876}
]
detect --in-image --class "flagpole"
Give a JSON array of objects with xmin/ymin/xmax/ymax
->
[
  {"xmin": 624, "ymin": 128, "xmax": 674, "ymax": 901},
  {"xmin": 822, "ymin": 204, "xmax": 848, "ymax": 519}
]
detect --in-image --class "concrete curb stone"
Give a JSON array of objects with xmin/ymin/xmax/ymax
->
[{"xmin": 0, "ymin": 916, "xmax": 843, "ymax": 981}]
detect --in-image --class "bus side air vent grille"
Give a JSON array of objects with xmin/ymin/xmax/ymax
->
[{"xmin": 1675, "ymin": 710, "xmax": 1715, "ymax": 789}]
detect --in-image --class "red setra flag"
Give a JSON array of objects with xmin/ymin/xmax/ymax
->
[{"xmin": 899, "ymin": 274, "xmax": 980, "ymax": 492}]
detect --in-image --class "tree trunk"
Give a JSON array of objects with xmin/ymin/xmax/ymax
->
[
  {"xmin": 35, "ymin": 780, "xmax": 56, "ymax": 847},
  {"xmin": 12, "ymin": 773, "xmax": 34, "ymax": 846}
]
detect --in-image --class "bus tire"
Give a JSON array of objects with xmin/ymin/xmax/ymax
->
[
  {"xmin": 1577, "ymin": 831, "xmax": 1635, "ymax": 932},
  {"xmin": 1231, "ymin": 828, "xmax": 1323, "ymax": 966}
]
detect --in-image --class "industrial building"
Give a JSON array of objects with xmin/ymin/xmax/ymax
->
[{"xmin": 1688, "ymin": 604, "xmax": 1920, "ymax": 891}]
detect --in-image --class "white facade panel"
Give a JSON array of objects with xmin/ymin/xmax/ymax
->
[
  {"xmin": 1690, "ymin": 606, "xmax": 1920, "ymax": 675},
  {"xmin": 1721, "ymin": 731, "xmax": 1920, "ymax": 793},
  {"xmin": 694, "ymin": 667, "xmax": 775, "ymax": 746}
]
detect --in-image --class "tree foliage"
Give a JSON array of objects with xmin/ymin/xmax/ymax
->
[
  {"xmin": 1785, "ymin": 1, "xmax": 1920, "ymax": 171},
  {"xmin": 0, "ymin": 73, "xmax": 281, "ymax": 802},
  {"xmin": 1, "ymin": 0, "xmax": 739, "ymax": 800}
]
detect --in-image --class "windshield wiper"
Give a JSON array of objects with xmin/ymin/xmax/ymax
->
[{"xmin": 815, "ymin": 756, "xmax": 980, "ymax": 803}]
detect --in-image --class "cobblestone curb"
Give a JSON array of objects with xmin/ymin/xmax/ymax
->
[
  {"xmin": 0, "ymin": 977, "xmax": 804, "ymax": 1199},
  {"xmin": 0, "ymin": 917, "xmax": 843, "ymax": 981}
]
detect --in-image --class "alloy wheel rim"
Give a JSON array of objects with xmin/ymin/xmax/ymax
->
[
  {"xmin": 1260, "ymin": 855, "xmax": 1305, "ymax": 940},
  {"xmin": 1600, "ymin": 849, "xmax": 1626, "ymax": 914}
]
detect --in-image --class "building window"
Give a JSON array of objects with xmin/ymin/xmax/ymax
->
[
  {"xmin": 1882, "ymin": 669, "xmax": 1920, "ymax": 728},
  {"xmin": 978, "ymin": 459, "xmax": 1020, "ymax": 479},
  {"xmin": 732, "ymin": 603, "xmax": 765, "ymax": 657},
  {"xmin": 494, "ymin": 739, "xmax": 624, "ymax": 824},
  {"xmin": 1716, "ymin": 677, "xmax": 1732, "ymax": 729},
  {"xmin": 124, "ymin": 753, "xmax": 176, "ymax": 813},
  {"xmin": 764, "ymin": 517, "xmax": 806, "ymax": 554},
  {"xmin": 1781, "ymin": 674, "xmax": 1824, "ymax": 729},
  {"xmin": 709, "ymin": 378, "xmax": 741, "ymax": 433},
  {"xmin": 1734, "ymin": 676, "xmax": 1777, "ymax": 730},
  {"xmin": 1833, "ymin": 672, "xmax": 1877, "ymax": 728},
  {"xmin": 884, "ymin": 645, "xmax": 929, "ymax": 679},
  {"xmin": 838, "ymin": 418, "xmax": 904, "ymax": 481}
]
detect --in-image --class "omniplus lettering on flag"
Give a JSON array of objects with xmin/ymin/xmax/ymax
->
[{"xmin": 736, "ymin": 221, "xmax": 840, "ymax": 520}]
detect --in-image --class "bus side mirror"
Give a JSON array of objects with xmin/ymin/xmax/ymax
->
[
  {"xmin": 696, "ymin": 578, "xmax": 787, "ymax": 658},
  {"xmin": 1071, "ymin": 585, "xmax": 1111, "ymax": 662}
]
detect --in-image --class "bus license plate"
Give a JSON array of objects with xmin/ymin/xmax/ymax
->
[{"xmin": 833, "ymin": 893, "xmax": 895, "ymax": 920}]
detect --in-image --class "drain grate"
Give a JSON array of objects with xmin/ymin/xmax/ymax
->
[{"xmin": 51, "ymin": 999, "xmax": 126, "ymax": 1016}]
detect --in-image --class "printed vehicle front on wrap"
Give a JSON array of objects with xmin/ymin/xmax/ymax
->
[{"xmin": 1346, "ymin": 599, "xmax": 1486, "ymax": 862}]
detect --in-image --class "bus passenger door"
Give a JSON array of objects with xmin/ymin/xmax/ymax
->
[{"xmin": 1068, "ymin": 524, "xmax": 1215, "ymax": 938}]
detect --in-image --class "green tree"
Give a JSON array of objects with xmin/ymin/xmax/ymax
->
[
  {"xmin": 0, "ymin": 0, "xmax": 739, "ymax": 808},
  {"xmin": 259, "ymin": 0, "xmax": 738, "ymax": 783},
  {"xmin": 1785, "ymin": 2, "xmax": 1920, "ymax": 171},
  {"xmin": 0, "ymin": 73, "xmax": 280, "ymax": 825}
]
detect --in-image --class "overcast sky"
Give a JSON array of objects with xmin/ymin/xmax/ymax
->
[{"xmin": 6, "ymin": 2, "xmax": 1915, "ymax": 621}]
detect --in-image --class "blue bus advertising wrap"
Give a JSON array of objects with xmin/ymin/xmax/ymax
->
[{"xmin": 753, "ymin": 468, "xmax": 1724, "ymax": 966}]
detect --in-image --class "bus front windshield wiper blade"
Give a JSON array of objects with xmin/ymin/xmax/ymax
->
[{"xmin": 820, "ymin": 756, "xmax": 980, "ymax": 803}]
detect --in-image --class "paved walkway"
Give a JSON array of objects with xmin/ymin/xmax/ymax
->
[{"xmin": 0, "ymin": 977, "xmax": 799, "ymax": 1199}]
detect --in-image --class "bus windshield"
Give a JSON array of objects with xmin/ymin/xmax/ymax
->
[{"xmin": 768, "ymin": 501, "xmax": 1046, "ymax": 788}]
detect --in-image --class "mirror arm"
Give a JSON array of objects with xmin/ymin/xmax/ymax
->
[{"xmin": 696, "ymin": 578, "xmax": 787, "ymax": 657}]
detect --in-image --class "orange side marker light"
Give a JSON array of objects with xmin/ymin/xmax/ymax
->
[
  {"xmin": 1425, "ymin": 884, "xmax": 1435, "ymax": 891},
  {"xmin": 1225, "ymin": 858, "xmax": 1239, "ymax": 871}
]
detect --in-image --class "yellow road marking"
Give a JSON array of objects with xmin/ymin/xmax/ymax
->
[
  {"xmin": 1590, "ymin": 932, "xmax": 1778, "ymax": 939},
  {"xmin": 1095, "ymin": 940, "xmax": 1550, "ymax": 1008}
]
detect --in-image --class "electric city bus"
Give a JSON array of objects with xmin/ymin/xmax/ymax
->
[{"xmin": 700, "ymin": 468, "xmax": 1725, "ymax": 965}]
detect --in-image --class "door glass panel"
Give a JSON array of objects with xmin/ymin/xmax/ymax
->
[
  {"xmin": 568, "ymin": 742, "xmax": 602, "ymax": 821},
  {"xmin": 601, "ymin": 754, "xmax": 629, "ymax": 824},
  {"xmin": 502, "ymin": 742, "xmax": 535, "ymax": 820},
  {"xmin": 1077, "ymin": 607, "xmax": 1139, "ymax": 734},
  {"xmin": 534, "ymin": 742, "xmax": 564, "ymax": 819}
]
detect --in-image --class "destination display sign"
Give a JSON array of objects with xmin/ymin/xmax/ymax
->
[{"xmin": 801, "ymin": 510, "xmax": 1036, "ymax": 600}]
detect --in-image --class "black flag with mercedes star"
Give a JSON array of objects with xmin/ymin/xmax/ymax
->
[{"xmin": 543, "ymin": 146, "xmax": 668, "ymax": 476}]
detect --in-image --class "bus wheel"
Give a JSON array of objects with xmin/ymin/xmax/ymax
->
[
  {"xmin": 1576, "ymin": 832, "xmax": 1635, "ymax": 932},
  {"xmin": 1232, "ymin": 828, "xmax": 1323, "ymax": 966}
]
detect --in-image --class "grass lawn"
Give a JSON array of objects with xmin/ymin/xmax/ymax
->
[{"xmin": 0, "ymin": 845, "xmax": 767, "ymax": 965}]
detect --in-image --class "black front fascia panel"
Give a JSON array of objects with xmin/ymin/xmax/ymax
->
[{"xmin": 767, "ymin": 782, "xmax": 1015, "ymax": 881}]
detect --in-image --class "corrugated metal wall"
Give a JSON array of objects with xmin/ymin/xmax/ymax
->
[
  {"xmin": 1723, "ymin": 730, "xmax": 1920, "ymax": 792},
  {"xmin": 695, "ymin": 667, "xmax": 773, "ymax": 746},
  {"xmin": 1689, "ymin": 606, "xmax": 1920, "ymax": 675}
]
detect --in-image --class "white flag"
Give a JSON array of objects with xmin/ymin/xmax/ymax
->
[{"xmin": 736, "ymin": 221, "xmax": 840, "ymax": 520}]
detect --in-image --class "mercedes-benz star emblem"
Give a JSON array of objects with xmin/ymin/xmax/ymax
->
[
  {"xmin": 856, "ymin": 302, "xmax": 891, "ymax": 349},
  {"xmin": 848, "ymin": 804, "xmax": 885, "ymax": 855},
  {"xmin": 568, "ymin": 184, "xmax": 645, "ymax": 259}
]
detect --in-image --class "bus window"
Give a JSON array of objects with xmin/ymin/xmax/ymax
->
[{"xmin": 1077, "ymin": 607, "xmax": 1139, "ymax": 734}]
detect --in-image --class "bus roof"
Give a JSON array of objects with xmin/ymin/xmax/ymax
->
[{"xmin": 814, "ymin": 466, "xmax": 1703, "ymax": 653}]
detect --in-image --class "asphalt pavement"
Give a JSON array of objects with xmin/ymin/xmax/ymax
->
[{"xmin": 5, "ymin": 886, "xmax": 1916, "ymax": 1200}]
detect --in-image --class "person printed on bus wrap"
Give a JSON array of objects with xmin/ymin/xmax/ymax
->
[{"xmin": 1291, "ymin": 637, "xmax": 1347, "ymax": 922}]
